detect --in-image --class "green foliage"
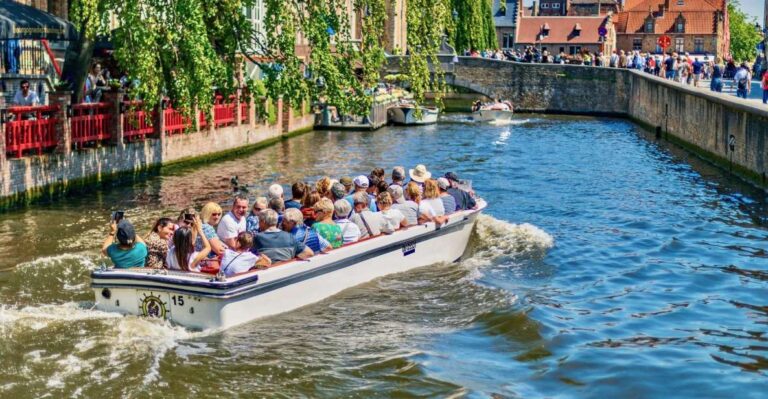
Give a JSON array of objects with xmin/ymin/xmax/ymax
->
[
  {"xmin": 405, "ymin": 0, "xmax": 452, "ymax": 109},
  {"xmin": 452, "ymin": 0, "xmax": 498, "ymax": 52},
  {"xmin": 728, "ymin": 0, "xmax": 762, "ymax": 62}
]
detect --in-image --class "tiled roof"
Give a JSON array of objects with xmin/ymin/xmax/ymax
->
[
  {"xmin": 616, "ymin": 0, "xmax": 724, "ymax": 35},
  {"xmin": 516, "ymin": 16, "xmax": 609, "ymax": 44}
]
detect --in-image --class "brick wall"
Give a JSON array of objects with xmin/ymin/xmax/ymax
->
[
  {"xmin": 616, "ymin": 34, "xmax": 720, "ymax": 57},
  {"xmin": 0, "ymin": 98, "xmax": 315, "ymax": 208}
]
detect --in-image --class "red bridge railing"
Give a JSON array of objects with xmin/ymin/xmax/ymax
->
[
  {"xmin": 4, "ymin": 105, "xmax": 59, "ymax": 158},
  {"xmin": 213, "ymin": 95, "xmax": 236, "ymax": 127},
  {"xmin": 122, "ymin": 101, "xmax": 156, "ymax": 141},
  {"xmin": 71, "ymin": 102, "xmax": 112, "ymax": 147},
  {"xmin": 163, "ymin": 106, "xmax": 192, "ymax": 135}
]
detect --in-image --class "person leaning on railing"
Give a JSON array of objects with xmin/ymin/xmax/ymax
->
[{"xmin": 102, "ymin": 219, "xmax": 148, "ymax": 268}]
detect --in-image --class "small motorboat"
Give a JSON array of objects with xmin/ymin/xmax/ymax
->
[
  {"xmin": 91, "ymin": 200, "xmax": 487, "ymax": 330},
  {"xmin": 388, "ymin": 103, "xmax": 440, "ymax": 125},
  {"xmin": 471, "ymin": 100, "xmax": 514, "ymax": 122}
]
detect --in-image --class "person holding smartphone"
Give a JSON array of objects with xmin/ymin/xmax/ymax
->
[{"xmin": 101, "ymin": 212, "xmax": 147, "ymax": 268}]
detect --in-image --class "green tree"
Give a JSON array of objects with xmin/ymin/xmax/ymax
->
[
  {"xmin": 451, "ymin": 0, "xmax": 498, "ymax": 52},
  {"xmin": 728, "ymin": 0, "xmax": 762, "ymax": 62}
]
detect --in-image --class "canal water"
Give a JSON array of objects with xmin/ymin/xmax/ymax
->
[{"xmin": 1, "ymin": 115, "xmax": 766, "ymax": 397}]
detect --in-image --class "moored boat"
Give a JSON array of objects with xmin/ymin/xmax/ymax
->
[
  {"xmin": 91, "ymin": 200, "xmax": 487, "ymax": 330},
  {"xmin": 388, "ymin": 104, "xmax": 439, "ymax": 125}
]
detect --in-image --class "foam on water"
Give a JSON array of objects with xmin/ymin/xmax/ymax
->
[{"xmin": 469, "ymin": 214, "xmax": 554, "ymax": 260}]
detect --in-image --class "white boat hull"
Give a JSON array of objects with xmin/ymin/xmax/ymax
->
[
  {"xmin": 472, "ymin": 109, "xmax": 514, "ymax": 122},
  {"xmin": 389, "ymin": 107, "xmax": 439, "ymax": 125},
  {"xmin": 91, "ymin": 201, "xmax": 485, "ymax": 330}
]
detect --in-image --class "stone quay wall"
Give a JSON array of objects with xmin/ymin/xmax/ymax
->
[
  {"xmin": 442, "ymin": 57, "xmax": 767, "ymax": 186},
  {"xmin": 0, "ymin": 96, "xmax": 315, "ymax": 210}
]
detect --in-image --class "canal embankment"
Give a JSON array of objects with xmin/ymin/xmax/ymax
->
[
  {"xmin": 0, "ymin": 93, "xmax": 314, "ymax": 210},
  {"xmin": 441, "ymin": 57, "xmax": 767, "ymax": 188}
]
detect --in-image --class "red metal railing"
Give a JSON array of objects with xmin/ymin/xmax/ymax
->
[
  {"xmin": 240, "ymin": 101, "xmax": 249, "ymax": 123},
  {"xmin": 163, "ymin": 106, "xmax": 192, "ymax": 135},
  {"xmin": 213, "ymin": 95, "xmax": 236, "ymax": 127},
  {"xmin": 199, "ymin": 110, "xmax": 208, "ymax": 129},
  {"xmin": 122, "ymin": 101, "xmax": 155, "ymax": 141},
  {"xmin": 4, "ymin": 105, "xmax": 59, "ymax": 158},
  {"xmin": 71, "ymin": 102, "xmax": 111, "ymax": 147}
]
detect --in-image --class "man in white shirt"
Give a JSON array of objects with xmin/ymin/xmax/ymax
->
[
  {"xmin": 349, "ymin": 192, "xmax": 390, "ymax": 239},
  {"xmin": 12, "ymin": 80, "xmax": 40, "ymax": 106},
  {"xmin": 217, "ymin": 194, "xmax": 249, "ymax": 248}
]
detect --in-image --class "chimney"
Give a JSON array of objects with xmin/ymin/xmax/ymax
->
[
  {"xmin": 664, "ymin": 0, "xmax": 670, "ymax": 11},
  {"xmin": 532, "ymin": 0, "xmax": 539, "ymax": 16}
]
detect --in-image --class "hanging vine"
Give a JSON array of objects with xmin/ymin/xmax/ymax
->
[
  {"xmin": 66, "ymin": 0, "xmax": 452, "ymax": 116},
  {"xmin": 451, "ymin": 0, "xmax": 498, "ymax": 53},
  {"xmin": 404, "ymin": 0, "xmax": 452, "ymax": 109}
]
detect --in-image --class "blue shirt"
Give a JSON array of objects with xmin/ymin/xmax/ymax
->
[
  {"xmin": 253, "ymin": 229, "xmax": 307, "ymax": 262},
  {"xmin": 246, "ymin": 213, "xmax": 260, "ymax": 235},
  {"xmin": 291, "ymin": 225, "xmax": 331, "ymax": 253},
  {"xmin": 344, "ymin": 193, "xmax": 377, "ymax": 212},
  {"xmin": 284, "ymin": 199, "xmax": 302, "ymax": 210},
  {"xmin": 692, "ymin": 60, "xmax": 703, "ymax": 74},
  {"xmin": 195, "ymin": 223, "xmax": 218, "ymax": 256},
  {"xmin": 107, "ymin": 242, "xmax": 148, "ymax": 268}
]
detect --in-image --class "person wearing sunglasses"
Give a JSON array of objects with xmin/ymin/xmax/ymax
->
[
  {"xmin": 246, "ymin": 197, "xmax": 268, "ymax": 236},
  {"xmin": 199, "ymin": 202, "xmax": 226, "ymax": 258}
]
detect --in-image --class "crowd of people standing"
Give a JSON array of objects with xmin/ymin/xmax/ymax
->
[{"xmin": 465, "ymin": 47, "xmax": 768, "ymax": 104}]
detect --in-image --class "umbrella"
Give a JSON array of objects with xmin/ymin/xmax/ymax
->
[{"xmin": 0, "ymin": 1, "xmax": 77, "ymax": 41}]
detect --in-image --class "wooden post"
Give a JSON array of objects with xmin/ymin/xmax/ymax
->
[
  {"xmin": 48, "ymin": 91, "xmax": 71, "ymax": 155},
  {"xmin": 281, "ymin": 98, "xmax": 292, "ymax": 133}
]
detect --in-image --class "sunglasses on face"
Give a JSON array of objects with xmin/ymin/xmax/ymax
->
[{"xmin": 212, "ymin": 212, "xmax": 222, "ymax": 216}]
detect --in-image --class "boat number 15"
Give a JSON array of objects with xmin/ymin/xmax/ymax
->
[
  {"xmin": 402, "ymin": 241, "xmax": 416, "ymax": 256},
  {"xmin": 171, "ymin": 295, "xmax": 185, "ymax": 306}
]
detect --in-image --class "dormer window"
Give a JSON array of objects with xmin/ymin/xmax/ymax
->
[
  {"xmin": 542, "ymin": 23, "xmax": 551, "ymax": 37},
  {"xmin": 573, "ymin": 23, "xmax": 582, "ymax": 37},
  {"xmin": 645, "ymin": 18, "xmax": 654, "ymax": 33},
  {"xmin": 675, "ymin": 13, "xmax": 686, "ymax": 33}
]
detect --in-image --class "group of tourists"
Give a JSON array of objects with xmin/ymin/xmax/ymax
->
[
  {"xmin": 101, "ymin": 165, "xmax": 477, "ymax": 277},
  {"xmin": 465, "ymin": 46, "xmax": 768, "ymax": 104}
]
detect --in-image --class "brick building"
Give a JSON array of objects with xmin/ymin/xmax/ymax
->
[
  {"xmin": 614, "ymin": 0, "xmax": 729, "ymax": 58},
  {"xmin": 493, "ymin": 0, "xmax": 523, "ymax": 49},
  {"xmin": 537, "ymin": 0, "xmax": 568, "ymax": 16},
  {"xmin": 515, "ymin": 15, "xmax": 616, "ymax": 55},
  {"xmin": 569, "ymin": 0, "xmax": 621, "ymax": 16}
]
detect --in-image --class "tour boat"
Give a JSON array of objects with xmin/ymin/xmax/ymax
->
[
  {"xmin": 388, "ymin": 104, "xmax": 440, "ymax": 125},
  {"xmin": 90, "ymin": 200, "xmax": 487, "ymax": 331},
  {"xmin": 472, "ymin": 101, "xmax": 514, "ymax": 122}
]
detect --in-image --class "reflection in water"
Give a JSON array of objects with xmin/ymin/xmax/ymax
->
[{"xmin": 0, "ymin": 115, "xmax": 767, "ymax": 397}]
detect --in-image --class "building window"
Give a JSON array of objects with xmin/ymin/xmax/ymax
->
[
  {"xmin": 633, "ymin": 38, "xmax": 642, "ymax": 50},
  {"xmin": 645, "ymin": 21, "xmax": 654, "ymax": 33},
  {"xmin": 677, "ymin": 22, "xmax": 684, "ymax": 32},
  {"xmin": 677, "ymin": 0, "xmax": 684, "ymax": 5},
  {"xmin": 694, "ymin": 38, "xmax": 704, "ymax": 53},
  {"xmin": 542, "ymin": 3, "xmax": 549, "ymax": 8},
  {"xmin": 553, "ymin": 3, "xmax": 560, "ymax": 8},
  {"xmin": 675, "ymin": 37, "xmax": 684, "ymax": 52},
  {"xmin": 559, "ymin": 47, "xmax": 565, "ymax": 53},
  {"xmin": 569, "ymin": 46, "xmax": 581, "ymax": 55},
  {"xmin": 502, "ymin": 33, "xmax": 513, "ymax": 49},
  {"xmin": 656, "ymin": 44, "xmax": 663, "ymax": 53}
]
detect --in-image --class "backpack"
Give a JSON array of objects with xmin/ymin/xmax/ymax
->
[{"xmin": 737, "ymin": 76, "xmax": 749, "ymax": 90}]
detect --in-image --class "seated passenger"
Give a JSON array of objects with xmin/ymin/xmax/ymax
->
[
  {"xmin": 388, "ymin": 184, "xmax": 418, "ymax": 225},
  {"xmin": 311, "ymin": 198, "xmax": 343, "ymax": 248},
  {"xmin": 339, "ymin": 176, "xmax": 354, "ymax": 194},
  {"xmin": 406, "ymin": 182, "xmax": 447, "ymax": 226},
  {"xmin": 268, "ymin": 183, "xmax": 284, "ymax": 201},
  {"xmin": 437, "ymin": 177, "xmax": 457, "ymax": 215},
  {"xmin": 330, "ymin": 182, "xmax": 347, "ymax": 202},
  {"xmin": 408, "ymin": 164, "xmax": 431, "ymax": 193},
  {"xmin": 333, "ymin": 199, "xmax": 361, "ymax": 244},
  {"xmin": 254, "ymin": 209, "xmax": 314, "ymax": 262},
  {"xmin": 217, "ymin": 194, "xmax": 249, "ymax": 248},
  {"xmin": 444, "ymin": 172, "xmax": 477, "ymax": 210},
  {"xmin": 269, "ymin": 197, "xmax": 286, "ymax": 227},
  {"xmin": 345, "ymin": 176, "xmax": 377, "ymax": 212},
  {"xmin": 102, "ymin": 219, "xmax": 148, "ymax": 268},
  {"xmin": 390, "ymin": 166, "xmax": 406, "ymax": 187},
  {"xmin": 246, "ymin": 197, "xmax": 268, "ymax": 235},
  {"xmin": 282, "ymin": 208, "xmax": 332, "ymax": 253},
  {"xmin": 422, "ymin": 179, "xmax": 446, "ymax": 216},
  {"xmin": 349, "ymin": 192, "xmax": 390, "ymax": 239},
  {"xmin": 199, "ymin": 201, "xmax": 226, "ymax": 258},
  {"xmin": 316, "ymin": 176, "xmax": 332, "ymax": 200},
  {"xmin": 167, "ymin": 217, "xmax": 211, "ymax": 271},
  {"xmin": 284, "ymin": 182, "xmax": 306, "ymax": 210},
  {"xmin": 145, "ymin": 217, "xmax": 174, "ymax": 269},
  {"xmin": 220, "ymin": 232, "xmax": 272, "ymax": 277},
  {"xmin": 301, "ymin": 191, "xmax": 321, "ymax": 227},
  {"xmin": 377, "ymin": 192, "xmax": 407, "ymax": 231}
]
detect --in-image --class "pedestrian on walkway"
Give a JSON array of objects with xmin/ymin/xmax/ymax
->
[
  {"xmin": 734, "ymin": 62, "xmax": 752, "ymax": 99},
  {"xmin": 710, "ymin": 59, "xmax": 724, "ymax": 93},
  {"xmin": 762, "ymin": 69, "xmax": 768, "ymax": 105}
]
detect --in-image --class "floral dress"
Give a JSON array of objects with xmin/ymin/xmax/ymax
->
[
  {"xmin": 145, "ymin": 232, "xmax": 168, "ymax": 269},
  {"xmin": 312, "ymin": 222, "xmax": 343, "ymax": 248}
]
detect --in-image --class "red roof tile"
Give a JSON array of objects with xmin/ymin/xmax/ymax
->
[
  {"xmin": 516, "ymin": 16, "xmax": 609, "ymax": 44},
  {"xmin": 617, "ymin": 0, "xmax": 725, "ymax": 35}
]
